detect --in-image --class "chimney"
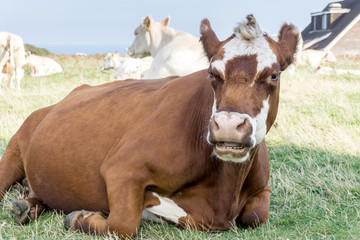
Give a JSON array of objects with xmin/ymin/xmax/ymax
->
[{"xmin": 329, "ymin": 2, "xmax": 350, "ymax": 28}]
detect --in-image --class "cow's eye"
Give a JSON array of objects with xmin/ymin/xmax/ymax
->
[
  {"xmin": 271, "ymin": 74, "xmax": 278, "ymax": 81},
  {"xmin": 209, "ymin": 72, "xmax": 215, "ymax": 79}
]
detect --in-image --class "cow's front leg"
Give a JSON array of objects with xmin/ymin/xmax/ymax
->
[
  {"xmin": 65, "ymin": 168, "xmax": 145, "ymax": 238},
  {"xmin": 11, "ymin": 191, "xmax": 47, "ymax": 225},
  {"xmin": 237, "ymin": 186, "xmax": 272, "ymax": 228}
]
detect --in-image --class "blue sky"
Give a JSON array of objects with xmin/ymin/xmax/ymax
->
[{"xmin": 1, "ymin": 0, "xmax": 334, "ymax": 45}]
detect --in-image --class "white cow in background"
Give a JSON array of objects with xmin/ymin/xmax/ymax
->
[
  {"xmin": 0, "ymin": 32, "xmax": 26, "ymax": 94},
  {"xmin": 127, "ymin": 16, "xmax": 208, "ymax": 79},
  {"xmin": 101, "ymin": 52, "xmax": 128, "ymax": 70},
  {"xmin": 113, "ymin": 56, "xmax": 153, "ymax": 80},
  {"xmin": 25, "ymin": 52, "xmax": 63, "ymax": 77},
  {"xmin": 299, "ymin": 49, "xmax": 337, "ymax": 68},
  {"xmin": 101, "ymin": 52, "xmax": 154, "ymax": 79}
]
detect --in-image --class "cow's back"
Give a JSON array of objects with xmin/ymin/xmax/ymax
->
[{"xmin": 22, "ymin": 72, "xmax": 212, "ymax": 213}]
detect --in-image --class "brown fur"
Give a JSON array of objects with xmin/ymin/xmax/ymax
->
[{"xmin": 0, "ymin": 18, "xmax": 300, "ymax": 238}]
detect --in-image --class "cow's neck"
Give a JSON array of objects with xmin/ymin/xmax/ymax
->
[{"xmin": 149, "ymin": 25, "xmax": 184, "ymax": 56}]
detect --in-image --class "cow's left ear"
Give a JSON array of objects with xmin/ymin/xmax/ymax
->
[
  {"xmin": 275, "ymin": 24, "xmax": 301, "ymax": 71},
  {"xmin": 142, "ymin": 15, "xmax": 153, "ymax": 32},
  {"xmin": 160, "ymin": 16, "xmax": 170, "ymax": 27}
]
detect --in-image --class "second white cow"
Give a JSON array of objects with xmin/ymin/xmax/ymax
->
[
  {"xmin": 25, "ymin": 53, "xmax": 63, "ymax": 77},
  {"xmin": 127, "ymin": 16, "xmax": 208, "ymax": 79},
  {"xmin": 101, "ymin": 52, "xmax": 154, "ymax": 79},
  {"xmin": 113, "ymin": 56, "xmax": 153, "ymax": 80},
  {"xmin": 299, "ymin": 49, "xmax": 337, "ymax": 68}
]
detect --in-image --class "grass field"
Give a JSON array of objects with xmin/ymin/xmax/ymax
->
[{"xmin": 0, "ymin": 55, "xmax": 359, "ymax": 239}]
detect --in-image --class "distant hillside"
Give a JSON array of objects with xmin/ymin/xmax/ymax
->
[{"xmin": 24, "ymin": 44, "xmax": 52, "ymax": 56}]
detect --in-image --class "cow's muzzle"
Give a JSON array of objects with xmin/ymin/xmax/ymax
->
[{"xmin": 208, "ymin": 111, "xmax": 255, "ymax": 162}]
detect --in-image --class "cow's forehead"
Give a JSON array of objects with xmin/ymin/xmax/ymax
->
[{"xmin": 211, "ymin": 35, "xmax": 278, "ymax": 77}]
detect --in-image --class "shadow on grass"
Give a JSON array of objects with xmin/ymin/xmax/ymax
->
[{"xmin": 0, "ymin": 143, "xmax": 359, "ymax": 239}]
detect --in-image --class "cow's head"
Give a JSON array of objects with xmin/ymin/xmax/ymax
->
[
  {"xmin": 128, "ymin": 15, "xmax": 170, "ymax": 58},
  {"xmin": 201, "ymin": 15, "xmax": 300, "ymax": 163},
  {"xmin": 101, "ymin": 52, "xmax": 123, "ymax": 70}
]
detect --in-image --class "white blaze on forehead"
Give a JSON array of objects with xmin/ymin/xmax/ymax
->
[
  {"xmin": 211, "ymin": 35, "xmax": 277, "ymax": 80},
  {"xmin": 145, "ymin": 192, "xmax": 187, "ymax": 224}
]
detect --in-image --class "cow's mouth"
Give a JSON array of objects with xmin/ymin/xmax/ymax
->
[
  {"xmin": 212, "ymin": 141, "xmax": 251, "ymax": 162},
  {"xmin": 215, "ymin": 142, "xmax": 245, "ymax": 151}
]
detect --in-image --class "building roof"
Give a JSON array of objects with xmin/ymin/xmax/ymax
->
[{"xmin": 302, "ymin": 0, "xmax": 360, "ymax": 50}]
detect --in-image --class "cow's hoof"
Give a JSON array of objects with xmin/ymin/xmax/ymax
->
[
  {"xmin": 11, "ymin": 200, "xmax": 31, "ymax": 224},
  {"xmin": 64, "ymin": 210, "xmax": 83, "ymax": 231}
]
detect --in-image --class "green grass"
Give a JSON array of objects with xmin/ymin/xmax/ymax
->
[{"xmin": 0, "ymin": 56, "xmax": 359, "ymax": 239}]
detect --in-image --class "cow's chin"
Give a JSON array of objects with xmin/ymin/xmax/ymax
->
[{"xmin": 213, "ymin": 142, "xmax": 250, "ymax": 163}]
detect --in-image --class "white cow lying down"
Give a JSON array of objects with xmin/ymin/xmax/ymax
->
[
  {"xmin": 113, "ymin": 56, "xmax": 153, "ymax": 80},
  {"xmin": 101, "ymin": 52, "xmax": 153, "ymax": 80},
  {"xmin": 101, "ymin": 52, "xmax": 129, "ymax": 70},
  {"xmin": 299, "ymin": 49, "xmax": 337, "ymax": 68},
  {"xmin": 25, "ymin": 53, "xmax": 62, "ymax": 77},
  {"xmin": 0, "ymin": 32, "xmax": 26, "ymax": 93},
  {"xmin": 128, "ymin": 16, "xmax": 209, "ymax": 79}
]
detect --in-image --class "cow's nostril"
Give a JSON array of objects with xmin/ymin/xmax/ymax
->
[
  {"xmin": 236, "ymin": 122, "xmax": 244, "ymax": 131},
  {"xmin": 236, "ymin": 118, "xmax": 247, "ymax": 131},
  {"xmin": 213, "ymin": 119, "xmax": 219, "ymax": 131}
]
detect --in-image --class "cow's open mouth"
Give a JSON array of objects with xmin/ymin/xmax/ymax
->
[
  {"xmin": 215, "ymin": 142, "xmax": 245, "ymax": 150},
  {"xmin": 212, "ymin": 141, "xmax": 250, "ymax": 162}
]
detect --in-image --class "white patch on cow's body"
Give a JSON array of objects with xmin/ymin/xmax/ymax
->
[
  {"xmin": 211, "ymin": 34, "xmax": 277, "ymax": 81},
  {"xmin": 141, "ymin": 209, "xmax": 165, "ymax": 223},
  {"xmin": 144, "ymin": 192, "xmax": 187, "ymax": 224},
  {"xmin": 253, "ymin": 96, "xmax": 270, "ymax": 145}
]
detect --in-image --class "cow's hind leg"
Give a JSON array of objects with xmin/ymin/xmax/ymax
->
[{"xmin": 237, "ymin": 186, "xmax": 272, "ymax": 228}]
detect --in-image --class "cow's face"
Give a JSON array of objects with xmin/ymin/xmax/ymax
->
[
  {"xmin": 128, "ymin": 16, "xmax": 170, "ymax": 58},
  {"xmin": 101, "ymin": 53, "xmax": 115, "ymax": 70},
  {"xmin": 128, "ymin": 17, "xmax": 151, "ymax": 57},
  {"xmin": 200, "ymin": 15, "xmax": 300, "ymax": 163},
  {"xmin": 101, "ymin": 52, "xmax": 123, "ymax": 70}
]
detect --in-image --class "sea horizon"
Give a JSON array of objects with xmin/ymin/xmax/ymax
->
[{"xmin": 33, "ymin": 43, "xmax": 130, "ymax": 55}]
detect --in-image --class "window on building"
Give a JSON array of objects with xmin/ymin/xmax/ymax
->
[{"xmin": 322, "ymin": 14, "xmax": 327, "ymax": 30}]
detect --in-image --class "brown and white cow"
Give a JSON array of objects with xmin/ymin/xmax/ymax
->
[{"xmin": 0, "ymin": 15, "xmax": 299, "ymax": 238}]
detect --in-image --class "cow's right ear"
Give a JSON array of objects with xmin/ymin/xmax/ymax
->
[
  {"xmin": 200, "ymin": 18, "xmax": 221, "ymax": 60},
  {"xmin": 142, "ymin": 16, "xmax": 153, "ymax": 32},
  {"xmin": 275, "ymin": 24, "xmax": 301, "ymax": 71}
]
